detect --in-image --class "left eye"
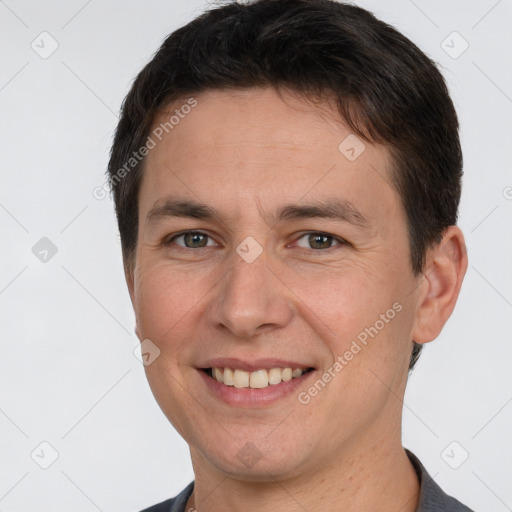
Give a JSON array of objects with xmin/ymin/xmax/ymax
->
[{"xmin": 293, "ymin": 232, "xmax": 346, "ymax": 250}]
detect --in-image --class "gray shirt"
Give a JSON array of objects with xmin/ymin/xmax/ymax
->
[{"xmin": 139, "ymin": 450, "xmax": 474, "ymax": 512}]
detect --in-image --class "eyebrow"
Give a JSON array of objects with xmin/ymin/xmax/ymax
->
[{"xmin": 145, "ymin": 197, "xmax": 371, "ymax": 230}]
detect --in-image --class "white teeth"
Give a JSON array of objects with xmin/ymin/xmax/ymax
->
[
  {"xmin": 223, "ymin": 367, "xmax": 234, "ymax": 386},
  {"xmin": 210, "ymin": 367, "xmax": 309, "ymax": 389},
  {"xmin": 268, "ymin": 368, "xmax": 282, "ymax": 385},
  {"xmin": 249, "ymin": 369, "xmax": 268, "ymax": 388},
  {"xmin": 281, "ymin": 368, "xmax": 293, "ymax": 382},
  {"xmin": 233, "ymin": 369, "xmax": 249, "ymax": 388},
  {"xmin": 213, "ymin": 367, "xmax": 224, "ymax": 383}
]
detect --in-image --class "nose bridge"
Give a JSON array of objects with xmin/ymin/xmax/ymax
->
[{"xmin": 209, "ymin": 247, "xmax": 292, "ymax": 338}]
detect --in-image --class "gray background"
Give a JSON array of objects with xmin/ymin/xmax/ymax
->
[{"xmin": 1, "ymin": 0, "xmax": 511, "ymax": 510}]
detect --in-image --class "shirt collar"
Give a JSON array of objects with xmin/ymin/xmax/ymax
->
[{"xmin": 169, "ymin": 450, "xmax": 470, "ymax": 512}]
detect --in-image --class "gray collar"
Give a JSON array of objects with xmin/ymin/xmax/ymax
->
[
  {"xmin": 406, "ymin": 450, "xmax": 474, "ymax": 511},
  {"xmin": 160, "ymin": 451, "xmax": 473, "ymax": 512}
]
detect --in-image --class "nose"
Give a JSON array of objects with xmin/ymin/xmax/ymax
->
[{"xmin": 207, "ymin": 249, "xmax": 294, "ymax": 339}]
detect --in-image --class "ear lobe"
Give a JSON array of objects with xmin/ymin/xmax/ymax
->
[{"xmin": 411, "ymin": 226, "xmax": 468, "ymax": 344}]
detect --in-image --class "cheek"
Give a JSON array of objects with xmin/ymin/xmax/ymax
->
[
  {"xmin": 134, "ymin": 269, "xmax": 174, "ymax": 336},
  {"xmin": 288, "ymin": 263, "xmax": 412, "ymax": 397},
  {"xmin": 133, "ymin": 262, "xmax": 210, "ymax": 351},
  {"xmin": 133, "ymin": 265, "xmax": 207, "ymax": 436},
  {"xmin": 288, "ymin": 263, "xmax": 395, "ymax": 343}
]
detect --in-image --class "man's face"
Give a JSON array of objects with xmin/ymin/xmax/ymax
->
[{"xmin": 129, "ymin": 87, "xmax": 424, "ymax": 479}]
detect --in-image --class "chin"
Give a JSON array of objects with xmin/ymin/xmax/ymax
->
[{"xmin": 193, "ymin": 435, "xmax": 314, "ymax": 482}]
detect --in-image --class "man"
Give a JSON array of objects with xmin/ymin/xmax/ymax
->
[{"xmin": 107, "ymin": 1, "xmax": 472, "ymax": 510}]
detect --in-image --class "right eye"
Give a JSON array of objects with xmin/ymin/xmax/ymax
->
[{"xmin": 166, "ymin": 231, "xmax": 218, "ymax": 249}]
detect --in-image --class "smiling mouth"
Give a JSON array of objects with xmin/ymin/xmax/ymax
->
[{"xmin": 202, "ymin": 367, "xmax": 315, "ymax": 389}]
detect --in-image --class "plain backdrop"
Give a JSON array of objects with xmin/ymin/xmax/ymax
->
[{"xmin": 1, "ymin": 1, "xmax": 511, "ymax": 511}]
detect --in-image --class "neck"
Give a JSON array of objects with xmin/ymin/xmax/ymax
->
[{"xmin": 186, "ymin": 435, "xmax": 419, "ymax": 512}]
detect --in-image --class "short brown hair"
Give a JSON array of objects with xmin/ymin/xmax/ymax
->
[{"xmin": 107, "ymin": 0, "xmax": 463, "ymax": 369}]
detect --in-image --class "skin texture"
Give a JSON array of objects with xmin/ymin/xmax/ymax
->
[{"xmin": 126, "ymin": 87, "xmax": 467, "ymax": 511}]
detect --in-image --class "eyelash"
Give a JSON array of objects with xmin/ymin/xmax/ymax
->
[{"xmin": 165, "ymin": 231, "xmax": 348, "ymax": 252}]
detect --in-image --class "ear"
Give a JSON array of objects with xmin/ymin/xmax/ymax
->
[
  {"xmin": 411, "ymin": 226, "xmax": 468, "ymax": 344},
  {"xmin": 124, "ymin": 264, "xmax": 142, "ymax": 341}
]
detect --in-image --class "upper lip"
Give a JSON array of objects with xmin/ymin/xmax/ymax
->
[{"xmin": 199, "ymin": 357, "xmax": 315, "ymax": 372}]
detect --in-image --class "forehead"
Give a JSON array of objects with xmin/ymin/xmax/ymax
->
[
  {"xmin": 139, "ymin": 87, "xmax": 399, "ymax": 228},
  {"xmin": 149, "ymin": 88, "xmax": 366, "ymax": 159}
]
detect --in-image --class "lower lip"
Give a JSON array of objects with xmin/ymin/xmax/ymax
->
[{"xmin": 198, "ymin": 369, "xmax": 316, "ymax": 407}]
